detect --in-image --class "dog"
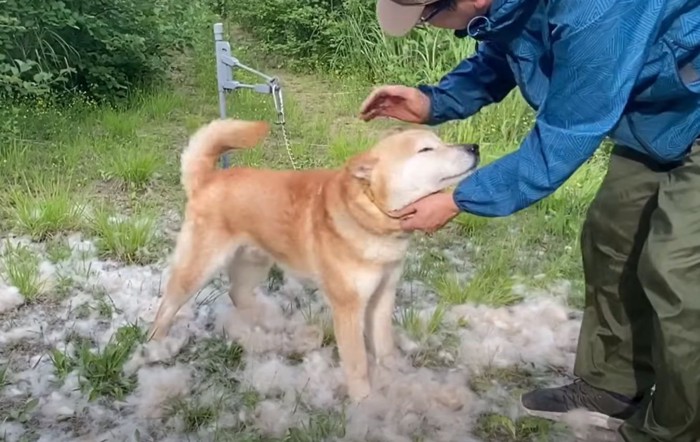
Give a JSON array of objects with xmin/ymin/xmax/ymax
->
[{"xmin": 147, "ymin": 118, "xmax": 480, "ymax": 400}]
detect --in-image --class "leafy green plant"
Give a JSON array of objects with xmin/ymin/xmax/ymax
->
[
  {"xmin": 229, "ymin": 0, "xmax": 344, "ymax": 72},
  {"xmin": 0, "ymin": 0, "xmax": 215, "ymax": 102}
]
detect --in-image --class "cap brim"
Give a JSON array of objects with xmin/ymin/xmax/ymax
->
[{"xmin": 376, "ymin": 0, "xmax": 424, "ymax": 37}]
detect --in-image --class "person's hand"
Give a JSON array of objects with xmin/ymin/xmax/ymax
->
[
  {"xmin": 359, "ymin": 85, "xmax": 431, "ymax": 123},
  {"xmin": 391, "ymin": 192, "xmax": 460, "ymax": 233}
]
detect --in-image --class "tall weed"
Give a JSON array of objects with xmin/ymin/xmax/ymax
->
[
  {"xmin": 229, "ymin": 0, "xmax": 475, "ymax": 84},
  {"xmin": 331, "ymin": 0, "xmax": 475, "ymax": 84}
]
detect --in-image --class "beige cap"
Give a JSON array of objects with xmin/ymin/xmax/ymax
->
[{"xmin": 376, "ymin": 0, "xmax": 440, "ymax": 37}]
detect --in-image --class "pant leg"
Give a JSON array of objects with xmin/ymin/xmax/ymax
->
[
  {"xmin": 619, "ymin": 144, "xmax": 700, "ymax": 442},
  {"xmin": 573, "ymin": 145, "xmax": 662, "ymax": 398}
]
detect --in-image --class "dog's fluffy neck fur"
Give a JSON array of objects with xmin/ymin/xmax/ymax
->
[{"xmin": 335, "ymin": 170, "xmax": 408, "ymax": 238}]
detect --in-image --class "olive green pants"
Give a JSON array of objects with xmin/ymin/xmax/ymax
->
[{"xmin": 574, "ymin": 143, "xmax": 700, "ymax": 442}]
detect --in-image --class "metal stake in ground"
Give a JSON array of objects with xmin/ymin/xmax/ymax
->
[{"xmin": 213, "ymin": 23, "xmax": 297, "ymax": 170}]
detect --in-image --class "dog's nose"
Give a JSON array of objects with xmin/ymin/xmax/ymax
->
[{"xmin": 461, "ymin": 144, "xmax": 479, "ymax": 155}]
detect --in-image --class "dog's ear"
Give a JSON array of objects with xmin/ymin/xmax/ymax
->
[
  {"xmin": 377, "ymin": 123, "xmax": 425, "ymax": 140},
  {"xmin": 378, "ymin": 126, "xmax": 407, "ymax": 138},
  {"xmin": 347, "ymin": 154, "xmax": 379, "ymax": 181}
]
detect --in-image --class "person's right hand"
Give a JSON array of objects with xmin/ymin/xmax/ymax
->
[{"xmin": 359, "ymin": 85, "xmax": 431, "ymax": 124}]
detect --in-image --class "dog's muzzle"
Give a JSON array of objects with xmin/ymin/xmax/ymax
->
[{"xmin": 457, "ymin": 144, "xmax": 480, "ymax": 165}]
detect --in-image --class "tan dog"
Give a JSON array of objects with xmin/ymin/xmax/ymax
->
[{"xmin": 148, "ymin": 119, "xmax": 480, "ymax": 400}]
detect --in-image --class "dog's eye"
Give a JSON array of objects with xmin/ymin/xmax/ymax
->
[{"xmin": 418, "ymin": 147, "xmax": 434, "ymax": 153}]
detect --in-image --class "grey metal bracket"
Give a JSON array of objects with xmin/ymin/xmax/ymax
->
[{"xmin": 213, "ymin": 23, "xmax": 283, "ymax": 168}]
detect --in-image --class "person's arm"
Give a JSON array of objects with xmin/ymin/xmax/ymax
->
[
  {"xmin": 452, "ymin": 0, "xmax": 666, "ymax": 217},
  {"xmin": 417, "ymin": 40, "xmax": 516, "ymax": 125}
]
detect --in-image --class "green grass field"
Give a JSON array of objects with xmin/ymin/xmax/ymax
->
[{"xmin": 0, "ymin": 18, "xmax": 616, "ymax": 442}]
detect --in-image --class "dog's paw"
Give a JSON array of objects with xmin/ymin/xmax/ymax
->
[
  {"xmin": 146, "ymin": 324, "xmax": 167, "ymax": 342},
  {"xmin": 375, "ymin": 353, "xmax": 401, "ymax": 370},
  {"xmin": 237, "ymin": 296, "xmax": 287, "ymax": 332},
  {"xmin": 347, "ymin": 379, "xmax": 371, "ymax": 402},
  {"xmin": 434, "ymin": 387, "xmax": 466, "ymax": 411},
  {"xmin": 289, "ymin": 325, "xmax": 324, "ymax": 353}
]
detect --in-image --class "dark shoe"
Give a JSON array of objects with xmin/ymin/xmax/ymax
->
[{"xmin": 520, "ymin": 379, "xmax": 642, "ymax": 430}]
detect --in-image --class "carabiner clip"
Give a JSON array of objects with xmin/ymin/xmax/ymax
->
[{"xmin": 270, "ymin": 78, "xmax": 285, "ymax": 125}]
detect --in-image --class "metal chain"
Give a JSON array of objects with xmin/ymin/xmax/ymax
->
[{"xmin": 271, "ymin": 81, "xmax": 298, "ymax": 170}]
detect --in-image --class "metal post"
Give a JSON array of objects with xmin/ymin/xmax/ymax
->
[
  {"xmin": 211, "ymin": 22, "xmax": 292, "ymax": 169},
  {"xmin": 214, "ymin": 23, "xmax": 229, "ymax": 120},
  {"xmin": 213, "ymin": 23, "xmax": 231, "ymax": 168}
]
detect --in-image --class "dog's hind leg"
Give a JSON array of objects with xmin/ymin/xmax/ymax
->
[
  {"xmin": 148, "ymin": 221, "xmax": 238, "ymax": 341},
  {"xmin": 226, "ymin": 246, "xmax": 273, "ymax": 310}
]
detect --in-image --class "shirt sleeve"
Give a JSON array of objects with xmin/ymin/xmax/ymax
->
[
  {"xmin": 416, "ymin": 40, "xmax": 517, "ymax": 125},
  {"xmin": 453, "ymin": 0, "xmax": 667, "ymax": 217}
]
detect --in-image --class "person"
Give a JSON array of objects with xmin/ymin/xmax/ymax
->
[{"xmin": 359, "ymin": 0, "xmax": 700, "ymax": 441}]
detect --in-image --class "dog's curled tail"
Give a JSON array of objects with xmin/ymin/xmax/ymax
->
[{"xmin": 181, "ymin": 119, "xmax": 270, "ymax": 196}]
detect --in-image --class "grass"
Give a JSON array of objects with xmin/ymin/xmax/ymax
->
[
  {"xmin": 48, "ymin": 347, "xmax": 78, "ymax": 381},
  {"xmin": 0, "ymin": 364, "xmax": 7, "ymax": 388},
  {"xmin": 45, "ymin": 236, "xmax": 73, "ymax": 263},
  {"xmin": 88, "ymin": 205, "xmax": 160, "ymax": 264},
  {"xmin": 199, "ymin": 338, "xmax": 246, "ymax": 378},
  {"xmin": 284, "ymin": 409, "xmax": 346, "ymax": 442},
  {"xmin": 48, "ymin": 323, "xmax": 146, "ymax": 401},
  {"xmin": 395, "ymin": 304, "xmax": 460, "ymax": 367},
  {"xmin": 300, "ymin": 304, "xmax": 336, "ymax": 348},
  {"xmin": 396, "ymin": 304, "xmax": 447, "ymax": 341},
  {"xmin": 100, "ymin": 142, "xmax": 163, "ymax": 191},
  {"xmin": 1, "ymin": 241, "xmax": 46, "ymax": 302},
  {"xmin": 475, "ymin": 413, "xmax": 557, "ymax": 442},
  {"xmin": 169, "ymin": 396, "xmax": 221, "ymax": 433},
  {"xmin": 0, "ymin": 10, "xmax": 611, "ymax": 441},
  {"xmin": 3, "ymin": 177, "xmax": 86, "ymax": 241}
]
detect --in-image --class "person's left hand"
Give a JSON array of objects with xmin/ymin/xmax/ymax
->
[{"xmin": 391, "ymin": 192, "xmax": 460, "ymax": 233}]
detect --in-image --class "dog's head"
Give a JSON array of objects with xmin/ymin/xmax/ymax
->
[{"xmin": 346, "ymin": 128, "xmax": 480, "ymax": 212}]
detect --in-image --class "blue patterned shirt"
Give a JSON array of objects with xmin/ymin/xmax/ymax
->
[{"xmin": 418, "ymin": 0, "xmax": 700, "ymax": 217}]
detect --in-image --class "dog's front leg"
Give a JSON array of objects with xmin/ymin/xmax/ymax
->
[
  {"xmin": 366, "ymin": 264, "xmax": 403, "ymax": 368},
  {"xmin": 323, "ymin": 269, "xmax": 383, "ymax": 402},
  {"xmin": 331, "ymin": 297, "xmax": 370, "ymax": 401}
]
